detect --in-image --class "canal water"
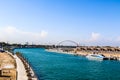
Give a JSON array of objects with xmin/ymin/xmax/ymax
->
[{"xmin": 14, "ymin": 48, "xmax": 120, "ymax": 80}]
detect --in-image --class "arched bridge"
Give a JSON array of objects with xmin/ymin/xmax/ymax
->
[{"xmin": 56, "ymin": 40, "xmax": 79, "ymax": 47}]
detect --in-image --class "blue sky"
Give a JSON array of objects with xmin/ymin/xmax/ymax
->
[{"xmin": 0, "ymin": 0, "xmax": 120, "ymax": 46}]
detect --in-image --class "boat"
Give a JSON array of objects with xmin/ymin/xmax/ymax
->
[{"xmin": 86, "ymin": 54, "xmax": 105, "ymax": 60}]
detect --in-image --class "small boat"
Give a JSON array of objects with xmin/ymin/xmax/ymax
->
[{"xmin": 86, "ymin": 54, "xmax": 105, "ymax": 60}]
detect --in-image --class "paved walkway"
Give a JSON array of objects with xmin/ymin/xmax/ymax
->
[{"xmin": 14, "ymin": 55, "xmax": 28, "ymax": 80}]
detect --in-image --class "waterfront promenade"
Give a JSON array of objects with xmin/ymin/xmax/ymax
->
[
  {"xmin": 15, "ymin": 52, "xmax": 38, "ymax": 80},
  {"xmin": 47, "ymin": 46, "xmax": 120, "ymax": 60},
  {"xmin": 14, "ymin": 55, "xmax": 28, "ymax": 80}
]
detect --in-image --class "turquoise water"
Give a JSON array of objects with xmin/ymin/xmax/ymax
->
[{"xmin": 14, "ymin": 48, "xmax": 120, "ymax": 80}]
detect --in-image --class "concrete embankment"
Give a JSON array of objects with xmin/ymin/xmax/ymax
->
[
  {"xmin": 15, "ymin": 53, "xmax": 38, "ymax": 80},
  {"xmin": 47, "ymin": 49, "xmax": 120, "ymax": 60},
  {"xmin": 77, "ymin": 51, "xmax": 120, "ymax": 60},
  {"xmin": 6, "ymin": 51, "xmax": 28, "ymax": 80},
  {"xmin": 14, "ymin": 55, "xmax": 28, "ymax": 80},
  {"xmin": 100, "ymin": 52, "xmax": 120, "ymax": 60}
]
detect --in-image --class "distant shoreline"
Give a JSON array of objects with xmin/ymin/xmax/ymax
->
[
  {"xmin": 46, "ymin": 48, "xmax": 120, "ymax": 60},
  {"xmin": 46, "ymin": 49, "xmax": 76, "ymax": 55}
]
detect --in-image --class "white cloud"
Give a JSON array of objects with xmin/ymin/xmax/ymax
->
[
  {"xmin": 40, "ymin": 30, "xmax": 48, "ymax": 38},
  {"xmin": 0, "ymin": 26, "xmax": 48, "ymax": 43},
  {"xmin": 116, "ymin": 37, "xmax": 120, "ymax": 42},
  {"xmin": 89, "ymin": 32, "xmax": 101, "ymax": 42}
]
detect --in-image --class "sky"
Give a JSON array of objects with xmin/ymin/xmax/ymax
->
[{"xmin": 0, "ymin": 0, "xmax": 120, "ymax": 46}]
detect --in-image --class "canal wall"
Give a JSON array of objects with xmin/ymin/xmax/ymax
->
[
  {"xmin": 47, "ymin": 49, "xmax": 120, "ymax": 60},
  {"xmin": 76, "ymin": 51, "xmax": 120, "ymax": 60},
  {"xmin": 15, "ymin": 52, "xmax": 38, "ymax": 80}
]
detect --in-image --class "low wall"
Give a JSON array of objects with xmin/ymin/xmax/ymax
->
[{"xmin": 77, "ymin": 51, "xmax": 120, "ymax": 58}]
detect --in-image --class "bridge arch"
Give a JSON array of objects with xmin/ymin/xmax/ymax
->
[{"xmin": 56, "ymin": 40, "xmax": 79, "ymax": 47}]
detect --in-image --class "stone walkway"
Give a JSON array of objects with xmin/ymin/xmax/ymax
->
[{"xmin": 14, "ymin": 55, "xmax": 28, "ymax": 80}]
